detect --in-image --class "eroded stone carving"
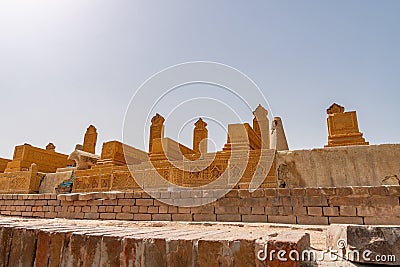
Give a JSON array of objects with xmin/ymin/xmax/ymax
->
[
  {"xmin": 68, "ymin": 149, "xmax": 99, "ymax": 170},
  {"xmin": 4, "ymin": 144, "xmax": 72, "ymax": 173},
  {"xmin": 0, "ymin": 163, "xmax": 42, "ymax": 193}
]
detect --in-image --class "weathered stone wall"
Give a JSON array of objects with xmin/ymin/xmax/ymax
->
[
  {"xmin": 1, "ymin": 186, "xmax": 399, "ymax": 225},
  {"xmin": 276, "ymin": 144, "xmax": 400, "ymax": 188}
]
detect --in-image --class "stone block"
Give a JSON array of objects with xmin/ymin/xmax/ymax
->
[
  {"xmin": 357, "ymin": 206, "xmax": 375, "ymax": 217},
  {"xmin": 193, "ymin": 214, "xmax": 217, "ymax": 222},
  {"xmin": 100, "ymin": 213, "xmax": 116, "ymax": 220},
  {"xmin": 268, "ymin": 215, "xmax": 296, "ymax": 224},
  {"xmin": 158, "ymin": 205, "xmax": 168, "ymax": 214},
  {"xmin": 152, "ymin": 214, "xmax": 172, "ymax": 221},
  {"xmin": 172, "ymin": 214, "xmax": 192, "ymax": 221},
  {"xmin": 103, "ymin": 199, "xmax": 117, "ymax": 206},
  {"xmin": 307, "ymin": 207, "xmax": 322, "ymax": 216},
  {"xmin": 116, "ymin": 213, "xmax": 134, "ymax": 220},
  {"xmin": 78, "ymin": 194, "xmax": 93, "ymax": 201},
  {"xmin": 251, "ymin": 206, "xmax": 265, "ymax": 215},
  {"xmin": 257, "ymin": 232, "xmax": 310, "ymax": 267},
  {"xmin": 177, "ymin": 207, "xmax": 191, "ymax": 214},
  {"xmin": 138, "ymin": 206, "xmax": 147, "ymax": 213},
  {"xmin": 329, "ymin": 217, "xmax": 363, "ymax": 224},
  {"xmin": 118, "ymin": 199, "xmax": 135, "ymax": 206},
  {"xmin": 327, "ymin": 224, "xmax": 400, "ymax": 265},
  {"xmin": 64, "ymin": 194, "xmax": 79, "ymax": 201},
  {"xmin": 292, "ymin": 206, "xmax": 307, "ymax": 215},
  {"xmin": 121, "ymin": 206, "xmax": 131, "ymax": 213},
  {"xmin": 143, "ymin": 238, "xmax": 167, "ymax": 266},
  {"xmin": 100, "ymin": 235, "xmax": 122, "ymax": 267},
  {"xmin": 340, "ymin": 206, "xmax": 357, "ymax": 216},
  {"xmin": 134, "ymin": 214, "xmax": 151, "ymax": 221},
  {"xmin": 364, "ymin": 217, "xmax": 400, "ymax": 225},
  {"xmin": 305, "ymin": 196, "xmax": 328, "ymax": 206},
  {"xmin": 242, "ymin": 214, "xmax": 268, "ymax": 223},
  {"xmin": 84, "ymin": 212, "xmax": 99, "ymax": 219},
  {"xmin": 225, "ymin": 190, "xmax": 239, "ymax": 198},
  {"xmin": 369, "ymin": 186, "xmax": 390, "ymax": 196},
  {"xmin": 330, "ymin": 196, "xmax": 370, "ymax": 206},
  {"xmin": 215, "ymin": 206, "xmax": 238, "ymax": 214},
  {"xmin": 197, "ymin": 239, "xmax": 255, "ymax": 267},
  {"xmin": 251, "ymin": 189, "xmax": 265, "ymax": 198},
  {"xmin": 136, "ymin": 199, "xmax": 154, "ymax": 206},
  {"xmin": 239, "ymin": 206, "xmax": 251, "ymax": 215},
  {"xmin": 278, "ymin": 206, "xmax": 293, "ymax": 216},
  {"xmin": 370, "ymin": 196, "xmax": 399, "ymax": 206},
  {"xmin": 306, "ymin": 188, "xmax": 322, "ymax": 196},
  {"xmin": 323, "ymin": 207, "xmax": 339, "ymax": 216},
  {"xmin": 297, "ymin": 216, "xmax": 328, "ymax": 225},
  {"xmin": 216, "ymin": 214, "xmax": 241, "ymax": 222},
  {"xmin": 166, "ymin": 239, "xmax": 193, "ymax": 267}
]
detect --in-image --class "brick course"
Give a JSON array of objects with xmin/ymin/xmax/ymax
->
[{"xmin": 0, "ymin": 185, "xmax": 399, "ymax": 225}]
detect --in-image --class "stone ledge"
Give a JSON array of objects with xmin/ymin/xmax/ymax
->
[{"xmin": 0, "ymin": 216, "xmax": 311, "ymax": 267}]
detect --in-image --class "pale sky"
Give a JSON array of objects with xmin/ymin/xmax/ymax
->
[{"xmin": 0, "ymin": 1, "xmax": 399, "ymax": 159}]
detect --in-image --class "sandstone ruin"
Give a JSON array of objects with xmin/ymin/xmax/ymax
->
[{"xmin": 0, "ymin": 103, "xmax": 399, "ymax": 266}]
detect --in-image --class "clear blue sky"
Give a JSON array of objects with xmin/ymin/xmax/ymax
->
[{"xmin": 0, "ymin": 1, "xmax": 399, "ymax": 159}]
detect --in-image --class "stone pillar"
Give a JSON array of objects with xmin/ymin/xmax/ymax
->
[
  {"xmin": 252, "ymin": 104, "xmax": 270, "ymax": 149},
  {"xmin": 28, "ymin": 163, "xmax": 40, "ymax": 193},
  {"xmin": 270, "ymin": 117, "xmax": 289, "ymax": 151},
  {"xmin": 83, "ymin": 125, "xmax": 98, "ymax": 154},
  {"xmin": 149, "ymin": 113, "xmax": 165, "ymax": 153},
  {"xmin": 193, "ymin": 118, "xmax": 208, "ymax": 154}
]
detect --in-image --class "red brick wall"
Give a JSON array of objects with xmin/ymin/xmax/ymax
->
[{"xmin": 1, "ymin": 186, "xmax": 399, "ymax": 225}]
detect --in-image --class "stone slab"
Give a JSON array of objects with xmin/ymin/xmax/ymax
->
[
  {"xmin": 327, "ymin": 224, "xmax": 400, "ymax": 265},
  {"xmin": 0, "ymin": 216, "xmax": 318, "ymax": 267}
]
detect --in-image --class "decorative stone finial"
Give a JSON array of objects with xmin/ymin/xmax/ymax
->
[
  {"xmin": 252, "ymin": 104, "xmax": 270, "ymax": 148},
  {"xmin": 194, "ymin": 118, "xmax": 207, "ymax": 128},
  {"xmin": 87, "ymin": 125, "xmax": 97, "ymax": 133},
  {"xmin": 253, "ymin": 104, "xmax": 269, "ymax": 120},
  {"xmin": 327, "ymin": 103, "xmax": 345, "ymax": 115},
  {"xmin": 149, "ymin": 114, "xmax": 165, "ymax": 153},
  {"xmin": 46, "ymin": 143, "xmax": 56, "ymax": 151},
  {"xmin": 151, "ymin": 113, "xmax": 165, "ymax": 126},
  {"xmin": 193, "ymin": 118, "xmax": 208, "ymax": 154}
]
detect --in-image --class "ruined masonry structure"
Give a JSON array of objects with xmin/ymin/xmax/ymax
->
[
  {"xmin": 83, "ymin": 125, "xmax": 98, "ymax": 154},
  {"xmin": 0, "ymin": 103, "xmax": 399, "ymax": 227},
  {"xmin": 325, "ymin": 103, "xmax": 369, "ymax": 147}
]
